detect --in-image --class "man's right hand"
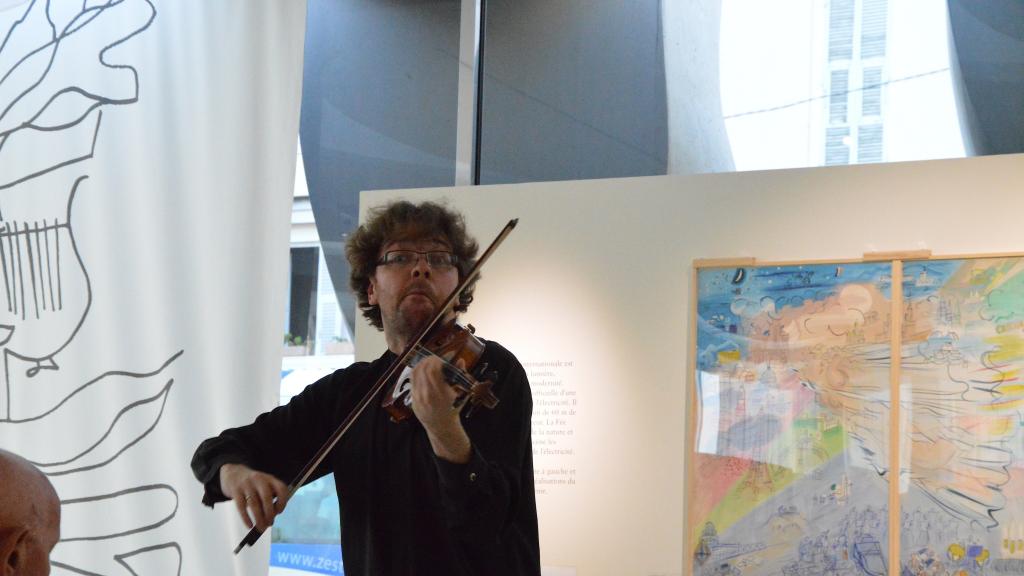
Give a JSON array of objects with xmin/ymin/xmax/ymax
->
[{"xmin": 219, "ymin": 463, "xmax": 291, "ymax": 532}]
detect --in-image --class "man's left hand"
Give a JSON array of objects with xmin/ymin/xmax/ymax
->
[{"xmin": 410, "ymin": 356, "xmax": 472, "ymax": 464}]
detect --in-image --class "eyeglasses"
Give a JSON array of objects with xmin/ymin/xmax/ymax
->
[{"xmin": 377, "ymin": 250, "xmax": 458, "ymax": 269}]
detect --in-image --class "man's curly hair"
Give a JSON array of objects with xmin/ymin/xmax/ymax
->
[{"xmin": 346, "ymin": 200, "xmax": 480, "ymax": 330}]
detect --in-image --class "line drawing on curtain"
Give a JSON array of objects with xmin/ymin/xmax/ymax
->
[{"xmin": 0, "ymin": 1, "xmax": 184, "ymax": 574}]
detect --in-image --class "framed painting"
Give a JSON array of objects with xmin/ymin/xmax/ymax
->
[
  {"xmin": 690, "ymin": 261, "xmax": 893, "ymax": 576},
  {"xmin": 688, "ymin": 254, "xmax": 1024, "ymax": 576},
  {"xmin": 899, "ymin": 256, "xmax": 1024, "ymax": 576}
]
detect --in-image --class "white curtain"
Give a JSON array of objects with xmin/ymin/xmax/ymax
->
[{"xmin": 0, "ymin": 1, "xmax": 305, "ymax": 574}]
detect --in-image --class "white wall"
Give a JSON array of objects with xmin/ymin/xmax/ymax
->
[{"xmin": 357, "ymin": 153, "xmax": 1024, "ymax": 576}]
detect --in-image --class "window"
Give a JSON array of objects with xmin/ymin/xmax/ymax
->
[
  {"xmin": 285, "ymin": 247, "xmax": 319, "ymax": 355},
  {"xmin": 826, "ymin": 127, "xmax": 851, "ymax": 165},
  {"xmin": 720, "ymin": 0, "xmax": 962, "ymax": 171}
]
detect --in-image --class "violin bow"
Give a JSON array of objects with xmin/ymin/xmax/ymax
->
[{"xmin": 234, "ymin": 218, "xmax": 518, "ymax": 553}]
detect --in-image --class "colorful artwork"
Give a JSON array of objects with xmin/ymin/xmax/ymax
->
[
  {"xmin": 692, "ymin": 262, "xmax": 893, "ymax": 576},
  {"xmin": 900, "ymin": 257, "xmax": 1024, "ymax": 576},
  {"xmin": 691, "ymin": 256, "xmax": 1024, "ymax": 576}
]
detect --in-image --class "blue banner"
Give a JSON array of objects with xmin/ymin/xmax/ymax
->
[{"xmin": 270, "ymin": 543, "xmax": 344, "ymax": 575}]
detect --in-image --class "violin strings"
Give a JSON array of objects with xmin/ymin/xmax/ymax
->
[{"xmin": 409, "ymin": 345, "xmax": 474, "ymax": 390}]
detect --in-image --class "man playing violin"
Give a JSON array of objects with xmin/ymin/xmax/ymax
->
[{"xmin": 191, "ymin": 200, "xmax": 540, "ymax": 575}]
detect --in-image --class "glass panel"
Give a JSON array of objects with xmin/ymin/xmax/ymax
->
[
  {"xmin": 720, "ymin": 1, "xmax": 966, "ymax": 172},
  {"xmin": 300, "ymin": 0, "xmax": 462, "ymax": 336},
  {"xmin": 830, "ymin": 70, "xmax": 850, "ymax": 124},
  {"xmin": 271, "ymin": 157, "xmax": 357, "ymax": 575},
  {"xmin": 858, "ymin": 124, "xmax": 884, "ymax": 163},
  {"xmin": 899, "ymin": 257, "xmax": 1024, "ymax": 575},
  {"xmin": 826, "ymin": 127, "xmax": 851, "ymax": 165},
  {"xmin": 829, "ymin": 0, "xmax": 855, "ymax": 62},
  {"xmin": 860, "ymin": 0, "xmax": 888, "ymax": 59},
  {"xmin": 271, "ymin": 475, "xmax": 340, "ymax": 544},
  {"xmin": 285, "ymin": 247, "xmax": 319, "ymax": 356},
  {"xmin": 862, "ymin": 67, "xmax": 883, "ymax": 117},
  {"xmin": 285, "ymin": 2, "xmax": 460, "ymax": 572},
  {"xmin": 479, "ymin": 0, "xmax": 667, "ymax": 184},
  {"xmin": 693, "ymin": 263, "xmax": 892, "ymax": 575}
]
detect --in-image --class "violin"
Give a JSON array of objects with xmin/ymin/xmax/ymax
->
[
  {"xmin": 233, "ymin": 218, "xmax": 518, "ymax": 554},
  {"xmin": 381, "ymin": 321, "xmax": 500, "ymax": 422}
]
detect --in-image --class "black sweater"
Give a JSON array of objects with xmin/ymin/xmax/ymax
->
[{"xmin": 191, "ymin": 340, "xmax": 540, "ymax": 576}]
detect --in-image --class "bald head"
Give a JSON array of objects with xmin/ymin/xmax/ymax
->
[{"xmin": 0, "ymin": 449, "xmax": 59, "ymax": 576}]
